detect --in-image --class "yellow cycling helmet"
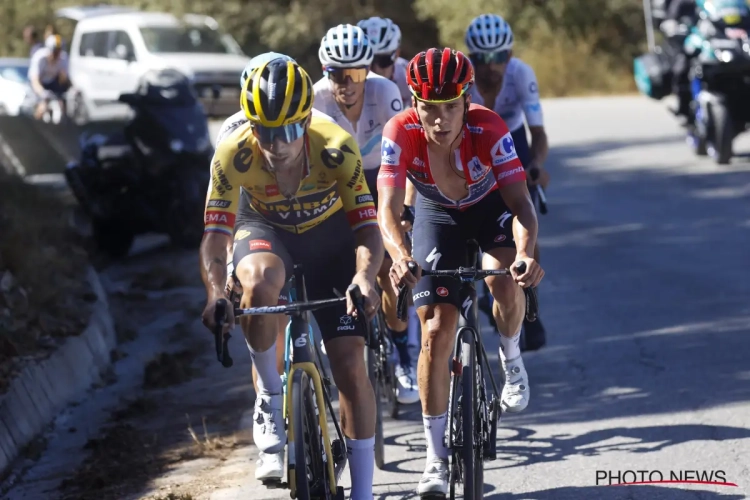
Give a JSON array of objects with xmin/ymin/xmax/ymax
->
[{"xmin": 240, "ymin": 59, "xmax": 314, "ymax": 127}]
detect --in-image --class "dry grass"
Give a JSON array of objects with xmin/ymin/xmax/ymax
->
[
  {"xmin": 0, "ymin": 172, "xmax": 93, "ymax": 391},
  {"xmin": 516, "ymin": 27, "xmax": 637, "ymax": 97}
]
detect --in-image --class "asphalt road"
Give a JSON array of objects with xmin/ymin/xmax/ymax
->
[{"xmin": 4, "ymin": 96, "xmax": 750, "ymax": 500}]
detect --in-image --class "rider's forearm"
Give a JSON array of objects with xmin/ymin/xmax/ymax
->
[
  {"xmin": 31, "ymin": 78, "xmax": 44, "ymax": 96},
  {"xmin": 354, "ymin": 225, "xmax": 384, "ymax": 283},
  {"xmin": 200, "ymin": 233, "xmax": 229, "ymax": 299},
  {"xmin": 379, "ymin": 208, "xmax": 410, "ymax": 260},
  {"xmin": 511, "ymin": 202, "xmax": 538, "ymax": 258},
  {"xmin": 529, "ymin": 128, "xmax": 549, "ymax": 166}
]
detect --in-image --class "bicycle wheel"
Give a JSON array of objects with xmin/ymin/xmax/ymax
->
[
  {"xmin": 292, "ymin": 370, "xmax": 328, "ymax": 499},
  {"xmin": 460, "ymin": 334, "xmax": 480, "ymax": 500},
  {"xmin": 366, "ymin": 342, "xmax": 385, "ymax": 469}
]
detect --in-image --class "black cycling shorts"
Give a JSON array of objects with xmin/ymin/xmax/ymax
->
[
  {"xmin": 232, "ymin": 206, "xmax": 366, "ymax": 343},
  {"xmin": 411, "ymin": 190, "xmax": 515, "ymax": 309}
]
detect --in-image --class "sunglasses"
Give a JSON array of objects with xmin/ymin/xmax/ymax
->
[
  {"xmin": 372, "ymin": 53, "xmax": 397, "ymax": 68},
  {"xmin": 411, "ymin": 83, "xmax": 469, "ymax": 103},
  {"xmin": 251, "ymin": 120, "xmax": 306, "ymax": 143},
  {"xmin": 469, "ymin": 50, "xmax": 511, "ymax": 66},
  {"xmin": 325, "ymin": 66, "xmax": 368, "ymax": 84}
]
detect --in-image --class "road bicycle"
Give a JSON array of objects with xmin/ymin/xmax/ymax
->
[
  {"xmin": 396, "ymin": 239, "xmax": 539, "ymax": 499},
  {"xmin": 213, "ymin": 264, "xmax": 370, "ymax": 500}
]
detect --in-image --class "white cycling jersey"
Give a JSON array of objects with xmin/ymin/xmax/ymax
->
[
  {"xmin": 214, "ymin": 108, "xmax": 335, "ymax": 146},
  {"xmin": 391, "ymin": 57, "xmax": 410, "ymax": 107},
  {"xmin": 468, "ymin": 57, "xmax": 543, "ymax": 132},
  {"xmin": 312, "ymin": 72, "xmax": 403, "ymax": 170}
]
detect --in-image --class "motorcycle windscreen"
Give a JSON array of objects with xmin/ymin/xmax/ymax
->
[{"xmin": 145, "ymin": 103, "xmax": 212, "ymax": 154}]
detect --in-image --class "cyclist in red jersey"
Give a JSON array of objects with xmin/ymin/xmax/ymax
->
[{"xmin": 377, "ymin": 47, "xmax": 544, "ymax": 497}]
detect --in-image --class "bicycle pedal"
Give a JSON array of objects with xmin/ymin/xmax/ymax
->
[{"xmin": 260, "ymin": 478, "xmax": 285, "ymax": 488}]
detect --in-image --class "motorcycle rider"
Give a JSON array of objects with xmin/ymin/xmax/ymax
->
[
  {"xmin": 465, "ymin": 14, "xmax": 549, "ymax": 350},
  {"xmin": 357, "ymin": 17, "xmax": 411, "ymax": 107},
  {"xmin": 314, "ymin": 24, "xmax": 420, "ymax": 405},
  {"xmin": 660, "ymin": 0, "xmax": 698, "ymax": 120},
  {"xmin": 27, "ymin": 34, "xmax": 71, "ymax": 120}
]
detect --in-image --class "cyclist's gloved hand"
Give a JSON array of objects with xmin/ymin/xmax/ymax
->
[
  {"xmin": 390, "ymin": 257, "xmax": 420, "ymax": 291},
  {"xmin": 511, "ymin": 255, "xmax": 544, "ymax": 288},
  {"xmin": 201, "ymin": 295, "xmax": 234, "ymax": 334},
  {"xmin": 349, "ymin": 272, "xmax": 380, "ymax": 321}
]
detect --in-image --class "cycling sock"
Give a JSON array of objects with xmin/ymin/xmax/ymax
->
[
  {"xmin": 247, "ymin": 341, "xmax": 282, "ymax": 395},
  {"xmin": 423, "ymin": 412, "xmax": 449, "ymax": 461},
  {"xmin": 346, "ymin": 436, "xmax": 375, "ymax": 500},
  {"xmin": 388, "ymin": 327, "xmax": 411, "ymax": 366},
  {"xmin": 407, "ymin": 305, "xmax": 420, "ymax": 347},
  {"xmin": 499, "ymin": 330, "xmax": 522, "ymax": 361}
]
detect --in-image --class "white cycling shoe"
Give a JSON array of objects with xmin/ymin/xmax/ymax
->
[
  {"xmin": 417, "ymin": 457, "xmax": 449, "ymax": 497},
  {"xmin": 255, "ymin": 451, "xmax": 284, "ymax": 482},
  {"xmin": 500, "ymin": 355, "xmax": 530, "ymax": 413},
  {"xmin": 253, "ymin": 393, "xmax": 286, "ymax": 453},
  {"xmin": 395, "ymin": 362, "xmax": 420, "ymax": 405}
]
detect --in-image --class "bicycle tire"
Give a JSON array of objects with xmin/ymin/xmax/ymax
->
[
  {"xmin": 292, "ymin": 370, "xmax": 328, "ymax": 499},
  {"xmin": 460, "ymin": 334, "xmax": 480, "ymax": 500},
  {"xmin": 366, "ymin": 344, "xmax": 385, "ymax": 469}
]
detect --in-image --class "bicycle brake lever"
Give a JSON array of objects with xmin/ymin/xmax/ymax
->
[
  {"xmin": 396, "ymin": 262, "xmax": 418, "ymax": 322},
  {"xmin": 213, "ymin": 299, "xmax": 233, "ymax": 368},
  {"xmin": 346, "ymin": 284, "xmax": 367, "ymax": 324}
]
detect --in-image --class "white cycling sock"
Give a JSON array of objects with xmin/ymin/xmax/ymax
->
[
  {"xmin": 407, "ymin": 305, "xmax": 420, "ymax": 347},
  {"xmin": 423, "ymin": 413, "xmax": 449, "ymax": 461},
  {"xmin": 247, "ymin": 340, "xmax": 282, "ymax": 395},
  {"xmin": 346, "ymin": 436, "xmax": 375, "ymax": 500},
  {"xmin": 499, "ymin": 330, "xmax": 522, "ymax": 361}
]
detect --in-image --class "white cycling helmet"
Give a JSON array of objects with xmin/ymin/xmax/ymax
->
[
  {"xmin": 240, "ymin": 52, "xmax": 296, "ymax": 88},
  {"xmin": 357, "ymin": 17, "xmax": 401, "ymax": 55},
  {"xmin": 465, "ymin": 14, "xmax": 514, "ymax": 53},
  {"xmin": 319, "ymin": 24, "xmax": 374, "ymax": 68}
]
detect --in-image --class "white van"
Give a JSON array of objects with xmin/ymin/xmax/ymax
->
[{"xmin": 57, "ymin": 5, "xmax": 250, "ymax": 123}]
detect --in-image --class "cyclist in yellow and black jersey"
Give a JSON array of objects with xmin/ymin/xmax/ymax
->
[{"xmin": 200, "ymin": 59, "xmax": 382, "ymax": 499}]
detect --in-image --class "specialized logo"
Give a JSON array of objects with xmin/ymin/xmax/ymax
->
[
  {"xmin": 381, "ymin": 138, "xmax": 402, "ymax": 166},
  {"xmin": 249, "ymin": 239, "xmax": 272, "ymax": 251},
  {"xmin": 497, "ymin": 211, "xmax": 512, "ymax": 228},
  {"xmin": 426, "ymin": 247, "xmax": 442, "ymax": 270},
  {"xmin": 235, "ymin": 229, "xmax": 252, "ymax": 240},
  {"xmin": 462, "ymin": 296, "xmax": 473, "ymax": 319}
]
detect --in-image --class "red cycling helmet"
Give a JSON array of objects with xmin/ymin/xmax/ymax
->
[{"xmin": 407, "ymin": 47, "xmax": 474, "ymax": 102}]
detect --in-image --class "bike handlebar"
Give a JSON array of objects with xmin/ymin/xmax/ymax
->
[
  {"xmin": 395, "ymin": 261, "xmax": 538, "ymax": 323},
  {"xmin": 211, "ymin": 284, "xmax": 368, "ymax": 368}
]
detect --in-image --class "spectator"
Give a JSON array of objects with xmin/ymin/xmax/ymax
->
[{"xmin": 23, "ymin": 26, "xmax": 43, "ymax": 58}]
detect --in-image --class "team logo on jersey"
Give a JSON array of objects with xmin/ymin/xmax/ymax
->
[
  {"xmin": 491, "ymin": 133, "xmax": 518, "ymax": 166},
  {"xmin": 468, "ymin": 157, "xmax": 487, "ymax": 181},
  {"xmin": 468, "ymin": 125, "xmax": 484, "ymax": 134},
  {"xmin": 391, "ymin": 98, "xmax": 402, "ymax": 112},
  {"xmin": 381, "ymin": 138, "xmax": 402, "ymax": 166},
  {"xmin": 528, "ymin": 81, "xmax": 538, "ymax": 94}
]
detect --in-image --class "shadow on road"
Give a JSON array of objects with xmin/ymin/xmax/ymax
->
[{"xmin": 484, "ymin": 484, "xmax": 745, "ymax": 500}]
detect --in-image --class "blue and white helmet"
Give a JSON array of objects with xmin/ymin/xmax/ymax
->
[
  {"xmin": 465, "ymin": 14, "xmax": 514, "ymax": 53},
  {"xmin": 240, "ymin": 52, "xmax": 296, "ymax": 88},
  {"xmin": 357, "ymin": 17, "xmax": 401, "ymax": 55},
  {"xmin": 319, "ymin": 24, "xmax": 374, "ymax": 68}
]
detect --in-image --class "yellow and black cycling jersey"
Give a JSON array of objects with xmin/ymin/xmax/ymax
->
[{"xmin": 204, "ymin": 116, "xmax": 378, "ymax": 235}]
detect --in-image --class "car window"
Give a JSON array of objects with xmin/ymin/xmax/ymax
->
[
  {"xmin": 0, "ymin": 65, "xmax": 30, "ymax": 83},
  {"xmin": 79, "ymin": 31, "xmax": 109, "ymax": 57},
  {"xmin": 139, "ymin": 25, "xmax": 240, "ymax": 54},
  {"xmin": 108, "ymin": 30, "xmax": 136, "ymax": 59}
]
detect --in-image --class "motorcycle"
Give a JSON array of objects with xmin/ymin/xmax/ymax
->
[
  {"xmin": 65, "ymin": 69, "xmax": 213, "ymax": 258},
  {"xmin": 635, "ymin": 0, "xmax": 750, "ymax": 164}
]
